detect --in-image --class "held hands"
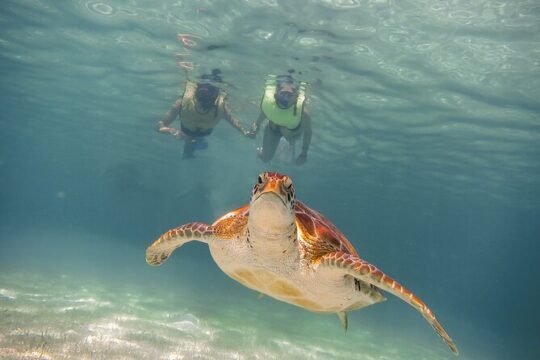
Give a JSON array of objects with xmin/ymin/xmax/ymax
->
[
  {"xmin": 244, "ymin": 129, "xmax": 256, "ymax": 138},
  {"xmin": 244, "ymin": 123, "xmax": 258, "ymax": 138}
]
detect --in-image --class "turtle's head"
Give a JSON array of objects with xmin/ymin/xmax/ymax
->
[{"xmin": 249, "ymin": 171, "xmax": 296, "ymax": 238}]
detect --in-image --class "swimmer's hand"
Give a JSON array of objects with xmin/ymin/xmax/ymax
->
[
  {"xmin": 156, "ymin": 121, "xmax": 183, "ymax": 139},
  {"xmin": 244, "ymin": 129, "xmax": 256, "ymax": 138},
  {"xmin": 296, "ymin": 152, "xmax": 307, "ymax": 165},
  {"xmin": 159, "ymin": 127, "xmax": 183, "ymax": 139},
  {"xmin": 246, "ymin": 123, "xmax": 259, "ymax": 137},
  {"xmin": 164, "ymin": 128, "xmax": 182, "ymax": 139}
]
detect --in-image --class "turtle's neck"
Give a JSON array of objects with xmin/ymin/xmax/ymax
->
[
  {"xmin": 248, "ymin": 222, "xmax": 298, "ymax": 263},
  {"xmin": 247, "ymin": 193, "xmax": 298, "ymax": 262}
]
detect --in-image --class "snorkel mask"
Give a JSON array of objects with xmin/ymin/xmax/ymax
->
[
  {"xmin": 275, "ymin": 76, "xmax": 298, "ymax": 108},
  {"xmin": 195, "ymin": 83, "xmax": 219, "ymax": 110},
  {"xmin": 195, "ymin": 68, "xmax": 223, "ymax": 110}
]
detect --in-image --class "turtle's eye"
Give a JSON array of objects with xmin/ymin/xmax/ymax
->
[
  {"xmin": 283, "ymin": 178, "xmax": 293, "ymax": 189},
  {"xmin": 257, "ymin": 175, "xmax": 264, "ymax": 185}
]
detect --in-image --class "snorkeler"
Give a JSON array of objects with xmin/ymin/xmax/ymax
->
[
  {"xmin": 248, "ymin": 73, "xmax": 312, "ymax": 165},
  {"xmin": 156, "ymin": 69, "xmax": 252, "ymax": 159}
]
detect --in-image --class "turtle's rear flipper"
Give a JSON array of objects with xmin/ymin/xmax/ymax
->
[
  {"xmin": 337, "ymin": 311, "xmax": 348, "ymax": 332},
  {"xmin": 146, "ymin": 222, "xmax": 214, "ymax": 266},
  {"xmin": 320, "ymin": 251, "xmax": 459, "ymax": 356}
]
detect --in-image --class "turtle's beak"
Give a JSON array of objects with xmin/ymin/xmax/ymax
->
[
  {"xmin": 251, "ymin": 172, "xmax": 295, "ymax": 209},
  {"xmin": 261, "ymin": 178, "xmax": 280, "ymax": 194},
  {"xmin": 255, "ymin": 179, "xmax": 287, "ymax": 206}
]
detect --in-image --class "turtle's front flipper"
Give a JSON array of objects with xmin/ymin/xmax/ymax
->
[
  {"xmin": 146, "ymin": 222, "xmax": 214, "ymax": 266},
  {"xmin": 319, "ymin": 251, "xmax": 459, "ymax": 356}
]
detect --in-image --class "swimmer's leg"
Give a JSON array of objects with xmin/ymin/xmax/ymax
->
[
  {"xmin": 258, "ymin": 123, "xmax": 281, "ymax": 162},
  {"xmin": 182, "ymin": 136, "xmax": 196, "ymax": 159}
]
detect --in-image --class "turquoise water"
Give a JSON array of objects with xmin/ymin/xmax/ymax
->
[{"xmin": 1, "ymin": 0, "xmax": 539, "ymax": 359}]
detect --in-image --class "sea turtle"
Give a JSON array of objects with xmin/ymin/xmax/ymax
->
[{"xmin": 146, "ymin": 171, "xmax": 458, "ymax": 355}]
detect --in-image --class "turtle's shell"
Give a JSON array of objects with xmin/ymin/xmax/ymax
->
[
  {"xmin": 208, "ymin": 200, "xmax": 383, "ymax": 314},
  {"xmin": 212, "ymin": 201, "xmax": 358, "ymax": 259},
  {"xmin": 294, "ymin": 201, "xmax": 359, "ymax": 259}
]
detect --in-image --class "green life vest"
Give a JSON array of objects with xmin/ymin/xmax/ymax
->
[{"xmin": 261, "ymin": 80, "xmax": 306, "ymax": 130}]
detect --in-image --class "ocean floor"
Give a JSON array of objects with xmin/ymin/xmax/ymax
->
[
  {"xmin": 0, "ymin": 269, "xmax": 461, "ymax": 360},
  {"xmin": 0, "ymin": 228, "xmax": 487, "ymax": 359}
]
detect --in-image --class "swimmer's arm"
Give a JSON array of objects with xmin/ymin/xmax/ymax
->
[
  {"xmin": 156, "ymin": 97, "xmax": 182, "ymax": 137},
  {"xmin": 223, "ymin": 103, "xmax": 250, "ymax": 135},
  {"xmin": 250, "ymin": 111, "xmax": 267, "ymax": 135}
]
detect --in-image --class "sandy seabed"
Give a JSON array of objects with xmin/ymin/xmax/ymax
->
[{"xmin": 0, "ymin": 271, "xmax": 455, "ymax": 360}]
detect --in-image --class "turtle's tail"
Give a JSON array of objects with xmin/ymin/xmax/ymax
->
[{"xmin": 146, "ymin": 222, "xmax": 214, "ymax": 266}]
